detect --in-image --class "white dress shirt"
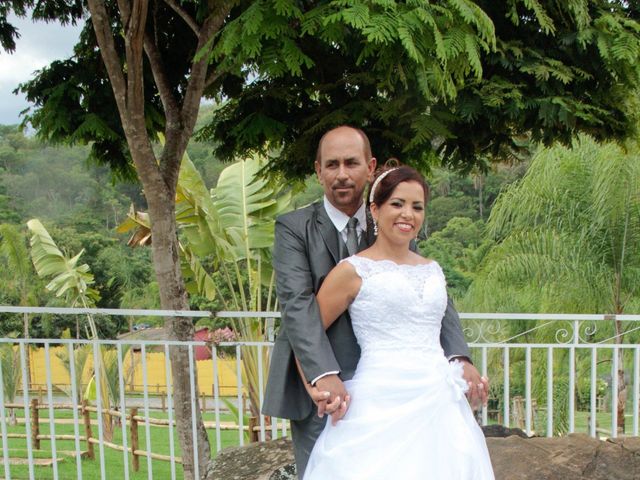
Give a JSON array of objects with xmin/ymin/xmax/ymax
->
[{"xmin": 323, "ymin": 196, "xmax": 367, "ymax": 245}]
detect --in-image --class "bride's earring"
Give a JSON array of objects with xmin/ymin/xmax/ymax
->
[{"xmin": 373, "ymin": 219, "xmax": 378, "ymax": 236}]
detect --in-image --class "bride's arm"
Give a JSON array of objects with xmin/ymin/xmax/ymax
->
[{"xmin": 316, "ymin": 262, "xmax": 361, "ymax": 330}]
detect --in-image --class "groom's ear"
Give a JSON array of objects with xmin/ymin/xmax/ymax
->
[{"xmin": 367, "ymin": 157, "xmax": 377, "ymax": 180}]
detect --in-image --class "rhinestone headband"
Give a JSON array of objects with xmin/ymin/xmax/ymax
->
[{"xmin": 368, "ymin": 167, "xmax": 399, "ymax": 204}]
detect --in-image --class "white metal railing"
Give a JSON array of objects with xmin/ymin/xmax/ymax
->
[{"xmin": 0, "ymin": 307, "xmax": 638, "ymax": 480}]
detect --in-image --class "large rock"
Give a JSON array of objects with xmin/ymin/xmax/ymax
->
[
  {"xmin": 210, "ymin": 434, "xmax": 640, "ymax": 479},
  {"xmin": 487, "ymin": 434, "xmax": 640, "ymax": 479},
  {"xmin": 210, "ymin": 437, "xmax": 294, "ymax": 480}
]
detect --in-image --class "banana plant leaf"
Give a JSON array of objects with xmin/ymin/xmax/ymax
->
[{"xmin": 27, "ymin": 219, "xmax": 100, "ymax": 305}]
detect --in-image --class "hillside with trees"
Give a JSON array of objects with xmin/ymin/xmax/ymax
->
[{"xmin": 0, "ymin": 118, "xmax": 530, "ymax": 328}]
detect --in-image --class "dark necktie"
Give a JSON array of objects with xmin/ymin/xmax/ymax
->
[{"xmin": 346, "ymin": 217, "xmax": 359, "ymax": 256}]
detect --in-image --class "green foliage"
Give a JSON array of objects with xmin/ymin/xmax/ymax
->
[
  {"xmin": 461, "ymin": 136, "xmax": 640, "ymax": 430},
  {"xmin": 467, "ymin": 136, "xmax": 640, "ymax": 315},
  {"xmin": 0, "ymin": 127, "xmax": 135, "ymax": 229},
  {"xmin": 119, "ymin": 151, "xmax": 293, "ymax": 416},
  {"xmin": 27, "ymin": 218, "xmax": 100, "ymax": 308},
  {"xmin": 54, "ymin": 343, "xmax": 92, "ymax": 402},
  {"xmin": 205, "ymin": 0, "xmax": 498, "ymax": 178},
  {"xmin": 0, "ymin": 344, "xmax": 21, "ymax": 402},
  {"xmin": 426, "ymin": 162, "xmax": 528, "ymax": 232},
  {"xmin": 0, "ymin": 224, "xmax": 36, "ymax": 301},
  {"xmin": 427, "ymin": 196, "xmax": 479, "ymax": 233},
  {"xmin": 206, "ymin": 1, "xmax": 640, "ymax": 179},
  {"xmin": 419, "ymin": 217, "xmax": 492, "ymax": 298}
]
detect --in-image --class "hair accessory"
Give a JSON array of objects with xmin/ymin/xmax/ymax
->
[{"xmin": 369, "ymin": 167, "xmax": 399, "ymax": 204}]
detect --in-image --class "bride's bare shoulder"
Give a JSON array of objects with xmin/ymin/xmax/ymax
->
[{"xmin": 409, "ymin": 251, "xmax": 434, "ymax": 265}]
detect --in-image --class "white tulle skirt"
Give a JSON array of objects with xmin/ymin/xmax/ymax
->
[{"xmin": 303, "ymin": 349, "xmax": 495, "ymax": 480}]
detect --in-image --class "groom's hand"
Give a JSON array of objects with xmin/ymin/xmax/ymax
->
[
  {"xmin": 459, "ymin": 359, "xmax": 489, "ymax": 410},
  {"xmin": 315, "ymin": 374, "xmax": 349, "ymax": 419}
]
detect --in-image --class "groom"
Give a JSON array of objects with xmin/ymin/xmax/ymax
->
[{"xmin": 262, "ymin": 126, "xmax": 486, "ymax": 477}]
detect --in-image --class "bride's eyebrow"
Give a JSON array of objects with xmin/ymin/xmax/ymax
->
[{"xmin": 389, "ymin": 197, "xmax": 424, "ymax": 204}]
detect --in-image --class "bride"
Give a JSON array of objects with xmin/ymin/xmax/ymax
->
[{"xmin": 301, "ymin": 165, "xmax": 495, "ymax": 479}]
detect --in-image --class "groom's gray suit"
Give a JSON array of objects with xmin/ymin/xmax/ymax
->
[{"xmin": 262, "ymin": 200, "xmax": 470, "ymax": 474}]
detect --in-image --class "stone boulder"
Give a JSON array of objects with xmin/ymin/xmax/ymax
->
[
  {"xmin": 487, "ymin": 434, "xmax": 640, "ymax": 480},
  {"xmin": 209, "ymin": 437, "xmax": 294, "ymax": 480},
  {"xmin": 210, "ymin": 434, "xmax": 640, "ymax": 479}
]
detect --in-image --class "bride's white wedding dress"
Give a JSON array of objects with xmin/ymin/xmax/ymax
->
[{"xmin": 303, "ymin": 256, "xmax": 495, "ymax": 479}]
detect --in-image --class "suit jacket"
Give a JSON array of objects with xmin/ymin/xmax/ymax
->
[{"xmin": 262, "ymin": 201, "xmax": 470, "ymax": 420}]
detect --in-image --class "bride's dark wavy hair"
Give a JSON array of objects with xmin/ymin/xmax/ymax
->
[{"xmin": 367, "ymin": 159, "xmax": 430, "ymax": 207}]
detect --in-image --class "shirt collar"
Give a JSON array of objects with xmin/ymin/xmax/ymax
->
[{"xmin": 323, "ymin": 196, "xmax": 367, "ymax": 232}]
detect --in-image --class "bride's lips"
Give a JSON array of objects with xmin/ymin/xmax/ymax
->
[{"xmin": 394, "ymin": 222, "xmax": 414, "ymax": 232}]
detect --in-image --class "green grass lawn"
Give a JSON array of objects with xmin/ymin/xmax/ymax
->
[
  {"xmin": 2, "ymin": 405, "xmax": 636, "ymax": 478},
  {"xmin": 0, "ymin": 406, "xmax": 289, "ymax": 479},
  {"xmin": 485, "ymin": 409, "xmax": 637, "ymax": 437}
]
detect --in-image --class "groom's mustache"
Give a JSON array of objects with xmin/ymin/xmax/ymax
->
[{"xmin": 332, "ymin": 182, "xmax": 355, "ymax": 189}]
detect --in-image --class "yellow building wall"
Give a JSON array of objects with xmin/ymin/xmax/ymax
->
[{"xmin": 28, "ymin": 347, "xmax": 244, "ymax": 397}]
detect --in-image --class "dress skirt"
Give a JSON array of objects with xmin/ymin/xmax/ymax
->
[{"xmin": 303, "ymin": 348, "xmax": 495, "ymax": 480}]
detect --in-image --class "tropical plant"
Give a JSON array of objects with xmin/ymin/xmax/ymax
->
[
  {"xmin": 464, "ymin": 135, "xmax": 640, "ymax": 433},
  {"xmin": 54, "ymin": 343, "xmax": 92, "ymax": 403},
  {"xmin": 0, "ymin": 343, "xmax": 22, "ymax": 425},
  {"xmin": 120, "ymin": 151, "xmax": 293, "ymax": 419},
  {"xmin": 27, "ymin": 220, "xmax": 100, "ymax": 310},
  {"xmin": 26, "ymin": 218, "xmax": 119, "ymax": 440},
  {"xmin": 0, "ymin": 223, "xmax": 42, "ymax": 388}
]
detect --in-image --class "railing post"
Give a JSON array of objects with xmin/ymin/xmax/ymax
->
[
  {"xmin": 30, "ymin": 398, "xmax": 40, "ymax": 450},
  {"xmin": 130, "ymin": 407, "xmax": 139, "ymax": 472},
  {"xmin": 82, "ymin": 400, "xmax": 94, "ymax": 460}
]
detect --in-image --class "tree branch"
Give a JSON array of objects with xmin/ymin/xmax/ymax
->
[
  {"xmin": 89, "ymin": 0, "xmax": 163, "ymax": 195},
  {"xmin": 160, "ymin": 3, "xmax": 232, "ymax": 186},
  {"xmin": 144, "ymin": 35, "xmax": 180, "ymax": 127},
  {"xmin": 116, "ymin": 0, "xmax": 131, "ymax": 26},
  {"xmin": 86, "ymin": 0, "xmax": 129, "ymax": 125},
  {"xmin": 125, "ymin": 0, "xmax": 148, "ymax": 116},
  {"xmin": 163, "ymin": 0, "xmax": 200, "ymax": 36},
  {"xmin": 204, "ymin": 68, "xmax": 224, "ymax": 89}
]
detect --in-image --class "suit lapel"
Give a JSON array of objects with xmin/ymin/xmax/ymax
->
[{"xmin": 315, "ymin": 202, "xmax": 341, "ymax": 264}]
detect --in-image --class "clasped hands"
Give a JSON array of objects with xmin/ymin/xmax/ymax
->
[
  {"xmin": 308, "ymin": 360, "xmax": 489, "ymax": 425},
  {"xmin": 459, "ymin": 358, "xmax": 490, "ymax": 411},
  {"xmin": 307, "ymin": 374, "xmax": 350, "ymax": 425}
]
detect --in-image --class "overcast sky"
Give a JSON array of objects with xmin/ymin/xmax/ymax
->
[{"xmin": 0, "ymin": 13, "xmax": 83, "ymax": 125}]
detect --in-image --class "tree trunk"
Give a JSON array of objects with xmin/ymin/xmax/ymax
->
[
  {"xmin": 146, "ymin": 188, "xmax": 212, "ymax": 479},
  {"xmin": 85, "ymin": 2, "xmax": 222, "ymax": 475},
  {"xmin": 617, "ymin": 365, "xmax": 626, "ymax": 434},
  {"xmin": 8, "ymin": 408, "xmax": 16, "ymax": 426},
  {"xmin": 615, "ymin": 318, "xmax": 625, "ymax": 433}
]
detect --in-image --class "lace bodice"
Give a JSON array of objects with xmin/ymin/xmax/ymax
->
[{"xmin": 343, "ymin": 256, "xmax": 448, "ymax": 355}]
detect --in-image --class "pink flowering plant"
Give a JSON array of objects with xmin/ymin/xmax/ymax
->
[{"xmin": 209, "ymin": 327, "xmax": 237, "ymax": 357}]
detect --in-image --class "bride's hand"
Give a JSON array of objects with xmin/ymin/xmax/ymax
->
[
  {"xmin": 307, "ymin": 386, "xmax": 347, "ymax": 421},
  {"xmin": 459, "ymin": 359, "xmax": 489, "ymax": 410},
  {"xmin": 330, "ymin": 394, "xmax": 350, "ymax": 426}
]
